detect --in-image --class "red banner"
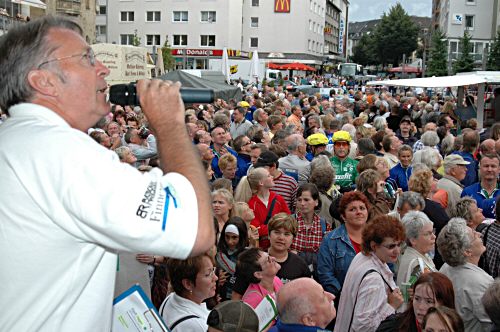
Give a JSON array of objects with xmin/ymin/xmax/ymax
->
[
  {"xmin": 171, "ymin": 49, "xmax": 223, "ymax": 56},
  {"xmin": 275, "ymin": 0, "xmax": 290, "ymax": 13}
]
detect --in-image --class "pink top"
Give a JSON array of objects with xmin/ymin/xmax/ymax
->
[{"xmin": 242, "ymin": 276, "xmax": 283, "ymax": 309}]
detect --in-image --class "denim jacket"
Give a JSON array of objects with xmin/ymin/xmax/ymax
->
[{"xmin": 317, "ymin": 224, "xmax": 357, "ymax": 297}]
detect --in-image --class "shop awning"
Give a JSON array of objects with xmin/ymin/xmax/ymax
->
[
  {"xmin": 12, "ymin": 0, "xmax": 46, "ymax": 9},
  {"xmin": 280, "ymin": 62, "xmax": 316, "ymax": 71}
]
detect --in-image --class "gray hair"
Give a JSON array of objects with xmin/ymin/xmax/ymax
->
[
  {"xmin": 413, "ymin": 147, "xmax": 442, "ymax": 170},
  {"xmin": 253, "ymin": 108, "xmax": 265, "ymax": 122},
  {"xmin": 310, "ymin": 155, "xmax": 332, "ymax": 172},
  {"xmin": 398, "ymin": 191, "xmax": 426, "ymax": 210},
  {"xmin": 421, "ymin": 131, "xmax": 439, "ymax": 147},
  {"xmin": 278, "ymin": 294, "xmax": 313, "ymax": 325},
  {"xmin": 285, "ymin": 134, "xmax": 304, "ymax": 153},
  {"xmin": 341, "ymin": 123, "xmax": 356, "ymax": 140},
  {"xmin": 437, "ymin": 217, "xmax": 472, "ymax": 267},
  {"xmin": 0, "ymin": 15, "xmax": 83, "ymax": 111},
  {"xmin": 411, "ymin": 163, "xmax": 430, "ymax": 173},
  {"xmin": 451, "ymin": 197, "xmax": 476, "ymax": 222},
  {"xmin": 440, "ymin": 134, "xmax": 455, "ymax": 156},
  {"xmin": 114, "ymin": 146, "xmax": 131, "ymax": 160},
  {"xmin": 401, "ymin": 211, "xmax": 433, "ymax": 246},
  {"xmin": 373, "ymin": 116, "xmax": 387, "ymax": 132}
]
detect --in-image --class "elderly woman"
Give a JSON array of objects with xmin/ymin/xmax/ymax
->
[
  {"xmin": 413, "ymin": 147, "xmax": 443, "ymax": 180},
  {"xmin": 356, "ymin": 169, "xmax": 392, "ymax": 219},
  {"xmin": 309, "ymin": 164, "xmax": 341, "ymax": 228},
  {"xmin": 388, "ymin": 190, "xmax": 426, "ymax": 220},
  {"xmin": 451, "ymin": 197, "xmax": 485, "ymax": 231},
  {"xmin": 159, "ymin": 254, "xmax": 218, "ymax": 331},
  {"xmin": 437, "ymin": 218, "xmax": 494, "ymax": 332},
  {"xmin": 318, "ymin": 191, "xmax": 370, "ymax": 298},
  {"xmin": 397, "ymin": 211, "xmax": 437, "ymax": 288},
  {"xmin": 238, "ymin": 248, "xmax": 283, "ymax": 309},
  {"xmin": 334, "ymin": 215, "xmax": 405, "ymax": 332},
  {"xmin": 420, "ymin": 131, "xmax": 440, "ymax": 152}
]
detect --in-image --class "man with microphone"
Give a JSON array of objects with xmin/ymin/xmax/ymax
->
[{"xmin": 0, "ymin": 16, "xmax": 214, "ymax": 331}]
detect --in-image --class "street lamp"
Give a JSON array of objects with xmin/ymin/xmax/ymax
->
[{"xmin": 422, "ymin": 28, "xmax": 429, "ymax": 78}]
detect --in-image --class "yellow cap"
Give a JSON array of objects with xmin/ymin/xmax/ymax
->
[
  {"xmin": 332, "ymin": 130, "xmax": 352, "ymax": 143},
  {"xmin": 239, "ymin": 101, "xmax": 250, "ymax": 107},
  {"xmin": 307, "ymin": 133, "xmax": 328, "ymax": 146}
]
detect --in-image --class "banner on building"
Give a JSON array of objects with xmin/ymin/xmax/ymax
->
[
  {"xmin": 338, "ymin": 18, "xmax": 344, "ymax": 54},
  {"xmin": 452, "ymin": 14, "xmax": 463, "ymax": 25},
  {"xmin": 275, "ymin": 0, "xmax": 290, "ymax": 13}
]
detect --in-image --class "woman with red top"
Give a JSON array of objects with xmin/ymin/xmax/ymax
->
[
  {"xmin": 290, "ymin": 183, "xmax": 331, "ymax": 277},
  {"xmin": 317, "ymin": 191, "xmax": 369, "ymax": 297},
  {"xmin": 247, "ymin": 167, "xmax": 290, "ymax": 250}
]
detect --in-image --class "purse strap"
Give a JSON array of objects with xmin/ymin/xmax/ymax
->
[
  {"xmin": 348, "ymin": 269, "xmax": 393, "ymax": 331},
  {"xmin": 264, "ymin": 197, "xmax": 277, "ymax": 225}
]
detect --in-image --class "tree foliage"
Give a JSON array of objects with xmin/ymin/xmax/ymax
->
[
  {"xmin": 132, "ymin": 29, "xmax": 141, "ymax": 47},
  {"xmin": 161, "ymin": 40, "xmax": 176, "ymax": 71},
  {"xmin": 453, "ymin": 31, "xmax": 474, "ymax": 74},
  {"xmin": 371, "ymin": 3, "xmax": 419, "ymax": 66},
  {"xmin": 487, "ymin": 30, "xmax": 500, "ymax": 70},
  {"xmin": 426, "ymin": 29, "xmax": 448, "ymax": 77},
  {"xmin": 351, "ymin": 33, "xmax": 377, "ymax": 65}
]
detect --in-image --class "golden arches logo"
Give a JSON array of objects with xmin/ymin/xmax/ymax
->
[{"xmin": 275, "ymin": 0, "xmax": 290, "ymax": 13}]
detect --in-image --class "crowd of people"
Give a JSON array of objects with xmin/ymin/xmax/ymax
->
[
  {"xmin": 1, "ymin": 15, "xmax": 500, "ymax": 332},
  {"xmin": 84, "ymin": 70, "xmax": 500, "ymax": 332}
]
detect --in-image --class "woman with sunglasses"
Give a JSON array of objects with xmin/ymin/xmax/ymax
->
[
  {"xmin": 159, "ymin": 254, "xmax": 218, "ymax": 331},
  {"xmin": 334, "ymin": 215, "xmax": 405, "ymax": 332}
]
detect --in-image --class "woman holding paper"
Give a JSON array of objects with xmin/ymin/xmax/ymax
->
[
  {"xmin": 159, "ymin": 254, "xmax": 218, "ymax": 331},
  {"xmin": 397, "ymin": 211, "xmax": 437, "ymax": 289}
]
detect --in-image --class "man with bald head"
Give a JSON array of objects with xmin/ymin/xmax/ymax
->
[
  {"xmin": 480, "ymin": 139, "xmax": 496, "ymax": 158},
  {"xmin": 269, "ymin": 278, "xmax": 336, "ymax": 331}
]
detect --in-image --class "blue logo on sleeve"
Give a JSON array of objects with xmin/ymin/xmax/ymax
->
[{"xmin": 162, "ymin": 186, "xmax": 178, "ymax": 231}]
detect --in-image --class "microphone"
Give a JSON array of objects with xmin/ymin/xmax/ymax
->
[{"xmin": 109, "ymin": 83, "xmax": 215, "ymax": 106}]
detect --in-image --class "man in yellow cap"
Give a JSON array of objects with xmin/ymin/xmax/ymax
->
[
  {"xmin": 329, "ymin": 131, "xmax": 358, "ymax": 192},
  {"xmin": 306, "ymin": 133, "xmax": 328, "ymax": 161}
]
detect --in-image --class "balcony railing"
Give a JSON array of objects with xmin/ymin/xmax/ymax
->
[{"xmin": 56, "ymin": 0, "xmax": 81, "ymax": 15}]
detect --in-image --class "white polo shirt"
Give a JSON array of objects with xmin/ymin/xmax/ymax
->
[{"xmin": 0, "ymin": 103, "xmax": 199, "ymax": 331}]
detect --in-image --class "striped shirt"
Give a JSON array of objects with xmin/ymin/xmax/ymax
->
[
  {"xmin": 334, "ymin": 252, "xmax": 396, "ymax": 332},
  {"xmin": 271, "ymin": 171, "xmax": 298, "ymax": 213}
]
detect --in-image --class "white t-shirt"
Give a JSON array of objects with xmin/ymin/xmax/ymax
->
[{"xmin": 0, "ymin": 103, "xmax": 199, "ymax": 331}]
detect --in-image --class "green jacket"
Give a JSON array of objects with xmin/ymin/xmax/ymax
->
[{"xmin": 330, "ymin": 156, "xmax": 358, "ymax": 189}]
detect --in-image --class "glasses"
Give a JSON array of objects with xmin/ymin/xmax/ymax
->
[
  {"xmin": 420, "ymin": 229, "xmax": 436, "ymax": 237},
  {"xmin": 334, "ymin": 141, "xmax": 349, "ymax": 147},
  {"xmin": 37, "ymin": 48, "xmax": 96, "ymax": 69},
  {"xmin": 204, "ymin": 266, "xmax": 217, "ymax": 278},
  {"xmin": 381, "ymin": 242, "xmax": 403, "ymax": 250}
]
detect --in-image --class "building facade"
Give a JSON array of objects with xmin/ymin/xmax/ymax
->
[
  {"xmin": 433, "ymin": 0, "xmax": 499, "ymax": 68},
  {"xmin": 44, "ymin": 0, "xmax": 96, "ymax": 43},
  {"xmin": 325, "ymin": 0, "xmax": 348, "ymax": 62},
  {"xmin": 100, "ymin": 0, "xmax": 349, "ymax": 69}
]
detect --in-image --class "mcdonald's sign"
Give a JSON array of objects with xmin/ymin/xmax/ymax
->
[{"xmin": 274, "ymin": 0, "xmax": 290, "ymax": 13}]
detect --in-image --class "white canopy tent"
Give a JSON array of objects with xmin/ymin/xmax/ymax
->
[{"xmin": 366, "ymin": 71, "xmax": 500, "ymax": 128}]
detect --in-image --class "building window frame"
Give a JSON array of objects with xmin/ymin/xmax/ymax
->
[
  {"xmin": 252, "ymin": 0, "xmax": 259, "ymax": 7},
  {"xmin": 98, "ymin": 5, "xmax": 106, "ymax": 15},
  {"xmin": 146, "ymin": 34, "xmax": 161, "ymax": 46},
  {"xmin": 201, "ymin": 11, "xmax": 216, "ymax": 23},
  {"xmin": 120, "ymin": 11, "xmax": 134, "ymax": 22},
  {"xmin": 250, "ymin": 37, "xmax": 258, "ymax": 48},
  {"xmin": 172, "ymin": 11, "xmax": 188, "ymax": 22},
  {"xmin": 200, "ymin": 35, "xmax": 216, "ymax": 47},
  {"xmin": 251, "ymin": 17, "xmax": 258, "ymax": 28},
  {"xmin": 465, "ymin": 14, "xmax": 474, "ymax": 30},
  {"xmin": 173, "ymin": 34, "xmax": 188, "ymax": 46},
  {"xmin": 120, "ymin": 34, "xmax": 134, "ymax": 45},
  {"xmin": 146, "ymin": 11, "xmax": 161, "ymax": 22}
]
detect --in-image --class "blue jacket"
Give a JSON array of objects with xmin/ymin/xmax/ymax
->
[
  {"xmin": 236, "ymin": 153, "xmax": 251, "ymax": 180},
  {"xmin": 317, "ymin": 224, "xmax": 357, "ymax": 296},
  {"xmin": 268, "ymin": 320, "xmax": 330, "ymax": 332},
  {"xmin": 211, "ymin": 145, "xmax": 237, "ymax": 178},
  {"xmin": 452, "ymin": 151, "xmax": 478, "ymax": 187},
  {"xmin": 461, "ymin": 182, "xmax": 500, "ymax": 219},
  {"xmin": 389, "ymin": 163, "xmax": 412, "ymax": 192}
]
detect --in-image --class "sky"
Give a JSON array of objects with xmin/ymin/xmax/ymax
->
[{"xmin": 349, "ymin": 0, "xmax": 432, "ymax": 22}]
